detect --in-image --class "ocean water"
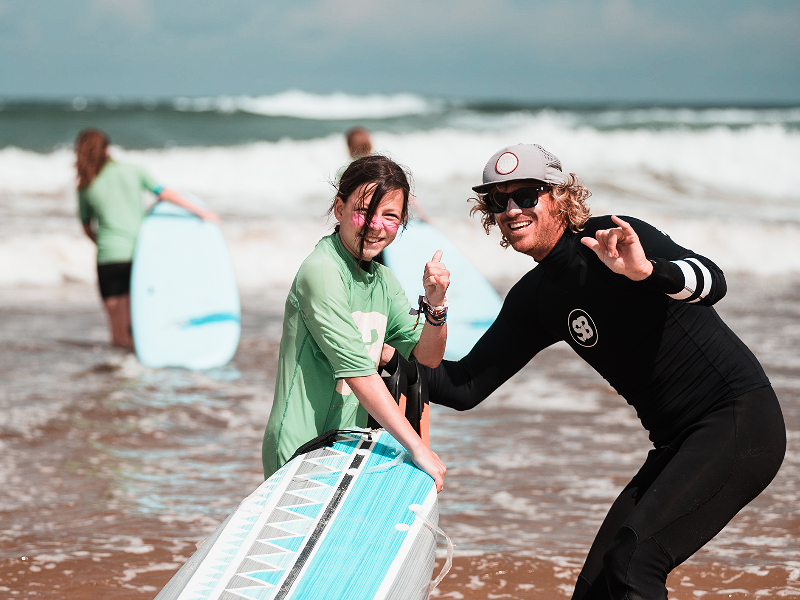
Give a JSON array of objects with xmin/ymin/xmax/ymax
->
[{"xmin": 1, "ymin": 91, "xmax": 799, "ymax": 598}]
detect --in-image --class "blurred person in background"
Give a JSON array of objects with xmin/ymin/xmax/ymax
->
[
  {"xmin": 336, "ymin": 126, "xmax": 374, "ymax": 182},
  {"xmin": 75, "ymin": 128, "xmax": 218, "ymax": 349},
  {"xmin": 346, "ymin": 126, "xmax": 373, "ymax": 159}
]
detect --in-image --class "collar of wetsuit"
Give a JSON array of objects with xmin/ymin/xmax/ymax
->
[{"xmin": 540, "ymin": 227, "xmax": 579, "ymax": 276}]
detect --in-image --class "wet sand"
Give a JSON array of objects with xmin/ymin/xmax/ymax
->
[{"xmin": 1, "ymin": 274, "xmax": 798, "ymax": 599}]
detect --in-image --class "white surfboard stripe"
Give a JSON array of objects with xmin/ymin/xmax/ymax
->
[
  {"xmin": 371, "ymin": 484, "xmax": 438, "ymax": 600},
  {"xmin": 667, "ymin": 260, "xmax": 697, "ymax": 301},
  {"xmin": 686, "ymin": 258, "xmax": 712, "ymax": 302}
]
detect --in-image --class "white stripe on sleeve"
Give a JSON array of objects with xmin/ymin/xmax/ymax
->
[
  {"xmin": 667, "ymin": 260, "xmax": 697, "ymax": 300},
  {"xmin": 687, "ymin": 258, "xmax": 712, "ymax": 302}
]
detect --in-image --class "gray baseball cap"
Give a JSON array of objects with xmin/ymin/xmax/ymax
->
[{"xmin": 473, "ymin": 143, "xmax": 566, "ymax": 193}]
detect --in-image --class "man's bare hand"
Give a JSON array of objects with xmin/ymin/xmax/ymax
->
[{"xmin": 580, "ymin": 216, "xmax": 653, "ymax": 281}]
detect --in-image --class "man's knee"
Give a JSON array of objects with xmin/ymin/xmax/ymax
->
[{"xmin": 603, "ymin": 526, "xmax": 671, "ymax": 600}]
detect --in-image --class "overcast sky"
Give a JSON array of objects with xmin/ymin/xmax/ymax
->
[{"xmin": 2, "ymin": 0, "xmax": 799, "ymax": 102}]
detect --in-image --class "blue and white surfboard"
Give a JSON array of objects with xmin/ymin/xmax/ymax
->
[
  {"xmin": 131, "ymin": 196, "xmax": 240, "ymax": 370},
  {"xmin": 155, "ymin": 430, "xmax": 450, "ymax": 600}
]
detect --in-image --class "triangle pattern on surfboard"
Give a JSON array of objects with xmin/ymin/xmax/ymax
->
[
  {"xmin": 254, "ymin": 525, "xmax": 296, "ymax": 543},
  {"xmin": 266, "ymin": 507, "xmax": 308, "ymax": 524},
  {"xmin": 307, "ymin": 453, "xmax": 352, "ymax": 471},
  {"xmin": 285, "ymin": 478, "xmax": 326, "ymax": 492},
  {"xmin": 220, "ymin": 448, "xmax": 351, "ymax": 598},
  {"xmin": 288, "ymin": 485, "xmax": 333, "ymax": 504},
  {"xmin": 275, "ymin": 518, "xmax": 315, "ymax": 536},
  {"xmin": 283, "ymin": 503, "xmax": 324, "ymax": 520},
  {"xmin": 187, "ymin": 438, "xmax": 362, "ymax": 600},
  {"xmin": 237, "ymin": 556, "xmax": 285, "ymax": 574},
  {"xmin": 220, "ymin": 586, "xmax": 277, "ymax": 600},
  {"xmin": 227, "ymin": 570, "xmax": 284, "ymax": 588},
  {"xmin": 276, "ymin": 492, "xmax": 318, "ymax": 508}
]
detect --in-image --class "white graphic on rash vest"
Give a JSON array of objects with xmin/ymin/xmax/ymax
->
[
  {"xmin": 335, "ymin": 311, "xmax": 388, "ymax": 395},
  {"xmin": 568, "ymin": 308, "xmax": 598, "ymax": 348}
]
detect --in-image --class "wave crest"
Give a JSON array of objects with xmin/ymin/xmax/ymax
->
[{"xmin": 171, "ymin": 90, "xmax": 441, "ymax": 120}]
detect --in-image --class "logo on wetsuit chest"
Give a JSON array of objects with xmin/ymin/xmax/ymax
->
[{"xmin": 568, "ymin": 309, "xmax": 598, "ymax": 348}]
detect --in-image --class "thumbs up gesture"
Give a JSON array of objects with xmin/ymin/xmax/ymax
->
[{"xmin": 423, "ymin": 250, "xmax": 450, "ymax": 306}]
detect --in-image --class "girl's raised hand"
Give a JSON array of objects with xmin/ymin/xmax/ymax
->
[{"xmin": 423, "ymin": 250, "xmax": 450, "ymax": 305}]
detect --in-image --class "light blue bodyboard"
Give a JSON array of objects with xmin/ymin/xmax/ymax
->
[
  {"xmin": 154, "ymin": 430, "xmax": 440, "ymax": 600},
  {"xmin": 383, "ymin": 220, "xmax": 503, "ymax": 360},
  {"xmin": 131, "ymin": 197, "xmax": 240, "ymax": 370}
]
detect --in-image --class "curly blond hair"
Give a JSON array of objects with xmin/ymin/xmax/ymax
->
[{"xmin": 469, "ymin": 174, "xmax": 592, "ymax": 248}]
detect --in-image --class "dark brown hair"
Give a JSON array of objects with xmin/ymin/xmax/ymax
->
[
  {"xmin": 75, "ymin": 129, "xmax": 110, "ymax": 189},
  {"xmin": 470, "ymin": 174, "xmax": 592, "ymax": 247},
  {"xmin": 329, "ymin": 155, "xmax": 411, "ymax": 261}
]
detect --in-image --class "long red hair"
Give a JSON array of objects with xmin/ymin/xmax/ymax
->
[{"xmin": 75, "ymin": 129, "xmax": 110, "ymax": 189}]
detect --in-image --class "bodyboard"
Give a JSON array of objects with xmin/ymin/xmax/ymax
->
[{"xmin": 131, "ymin": 196, "xmax": 240, "ymax": 369}]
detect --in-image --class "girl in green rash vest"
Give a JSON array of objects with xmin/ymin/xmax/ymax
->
[
  {"xmin": 262, "ymin": 155, "xmax": 450, "ymax": 492},
  {"xmin": 75, "ymin": 128, "xmax": 219, "ymax": 350}
]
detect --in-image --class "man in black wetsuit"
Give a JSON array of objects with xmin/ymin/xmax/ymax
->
[{"xmin": 423, "ymin": 143, "xmax": 786, "ymax": 600}]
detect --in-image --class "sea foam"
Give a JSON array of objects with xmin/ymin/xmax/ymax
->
[{"xmin": 2, "ymin": 111, "xmax": 799, "ymax": 289}]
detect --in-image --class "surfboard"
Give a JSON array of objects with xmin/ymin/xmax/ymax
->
[
  {"xmin": 154, "ymin": 429, "xmax": 451, "ymax": 600},
  {"xmin": 383, "ymin": 220, "xmax": 503, "ymax": 360},
  {"xmin": 131, "ymin": 196, "xmax": 240, "ymax": 370}
]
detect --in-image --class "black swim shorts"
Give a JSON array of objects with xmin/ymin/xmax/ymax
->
[{"xmin": 97, "ymin": 262, "xmax": 132, "ymax": 299}]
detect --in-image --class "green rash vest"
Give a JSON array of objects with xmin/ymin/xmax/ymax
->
[
  {"xmin": 78, "ymin": 161, "xmax": 162, "ymax": 265},
  {"xmin": 262, "ymin": 233, "xmax": 422, "ymax": 477}
]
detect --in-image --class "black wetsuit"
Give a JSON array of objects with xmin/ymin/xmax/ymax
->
[{"xmin": 424, "ymin": 216, "xmax": 786, "ymax": 600}]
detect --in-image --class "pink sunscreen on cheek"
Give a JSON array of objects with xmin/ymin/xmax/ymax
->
[
  {"xmin": 351, "ymin": 213, "xmax": 367, "ymax": 228},
  {"xmin": 379, "ymin": 218, "xmax": 399, "ymax": 233},
  {"xmin": 350, "ymin": 214, "xmax": 399, "ymax": 233}
]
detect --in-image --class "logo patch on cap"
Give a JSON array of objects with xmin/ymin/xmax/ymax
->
[{"xmin": 495, "ymin": 152, "xmax": 519, "ymax": 175}]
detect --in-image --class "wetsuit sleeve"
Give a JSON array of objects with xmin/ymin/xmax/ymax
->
[
  {"xmin": 422, "ymin": 277, "xmax": 558, "ymax": 411},
  {"xmin": 627, "ymin": 217, "xmax": 727, "ymax": 307}
]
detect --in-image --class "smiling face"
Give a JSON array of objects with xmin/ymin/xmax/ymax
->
[
  {"xmin": 493, "ymin": 180, "xmax": 567, "ymax": 261},
  {"xmin": 334, "ymin": 183, "xmax": 404, "ymax": 261}
]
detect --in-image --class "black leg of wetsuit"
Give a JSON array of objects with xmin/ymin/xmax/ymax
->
[{"xmin": 572, "ymin": 386, "xmax": 786, "ymax": 600}]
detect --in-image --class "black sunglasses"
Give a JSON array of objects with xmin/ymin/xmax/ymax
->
[{"xmin": 484, "ymin": 185, "xmax": 551, "ymax": 214}]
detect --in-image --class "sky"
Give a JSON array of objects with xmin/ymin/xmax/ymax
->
[{"xmin": 2, "ymin": 0, "xmax": 799, "ymax": 103}]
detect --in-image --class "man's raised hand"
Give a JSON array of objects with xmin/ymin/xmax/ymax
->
[{"xmin": 580, "ymin": 216, "xmax": 653, "ymax": 281}]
